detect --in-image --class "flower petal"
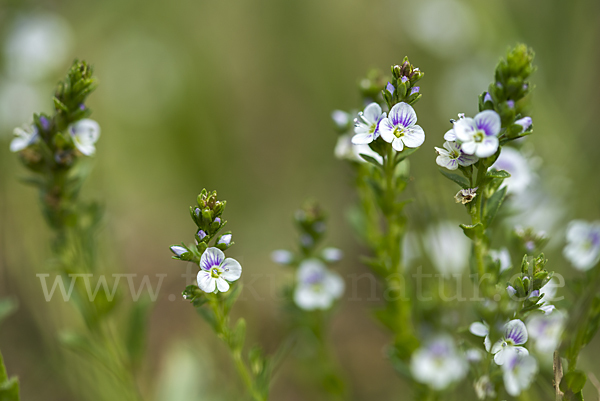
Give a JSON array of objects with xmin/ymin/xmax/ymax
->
[
  {"xmin": 363, "ymin": 102, "xmax": 382, "ymax": 124},
  {"xmin": 351, "ymin": 133, "xmax": 374, "ymax": 145},
  {"xmin": 453, "ymin": 118, "xmax": 477, "ymax": 142},
  {"xmin": 475, "ymin": 136, "xmax": 499, "ymax": 158},
  {"xmin": 378, "ymin": 118, "xmax": 395, "ymax": 143},
  {"xmin": 443, "ymin": 129, "xmax": 456, "ymax": 141},
  {"xmin": 402, "ymin": 125, "xmax": 425, "ymax": 148},
  {"xmin": 389, "ymin": 102, "xmax": 417, "ymax": 128},
  {"xmin": 504, "ymin": 319, "xmax": 528, "ymax": 345},
  {"xmin": 460, "ymin": 140, "xmax": 477, "ymax": 155},
  {"xmin": 474, "ymin": 110, "xmax": 501, "ymax": 137},
  {"xmin": 469, "ymin": 322, "xmax": 489, "ymax": 337},
  {"xmin": 323, "ymin": 271, "xmax": 345, "ymax": 298},
  {"xmin": 220, "ymin": 257, "xmax": 242, "ymax": 281},
  {"xmin": 391, "ymin": 137, "xmax": 405, "ymax": 152},
  {"xmin": 216, "ymin": 277, "xmax": 230, "ymax": 292},
  {"xmin": 197, "ymin": 270, "xmax": 216, "ymax": 293},
  {"xmin": 200, "ymin": 247, "xmax": 225, "ymax": 271}
]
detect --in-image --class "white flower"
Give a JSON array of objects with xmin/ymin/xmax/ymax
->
[
  {"xmin": 491, "ymin": 147, "xmax": 532, "ymax": 194},
  {"xmin": 271, "ymin": 249, "xmax": 294, "ymax": 265},
  {"xmin": 69, "ymin": 119, "xmax": 100, "ymax": 156},
  {"xmin": 410, "ymin": 335, "xmax": 468, "ymax": 390},
  {"xmin": 321, "ymin": 247, "xmax": 343, "ymax": 263},
  {"xmin": 490, "ymin": 319, "xmax": 529, "ymax": 365},
  {"xmin": 526, "ymin": 310, "xmax": 566, "ymax": 356},
  {"xmin": 563, "ymin": 220, "xmax": 600, "ymax": 271},
  {"xmin": 293, "ymin": 259, "xmax": 344, "ymax": 310},
  {"xmin": 10, "ymin": 124, "xmax": 38, "ymax": 152},
  {"xmin": 502, "ymin": 348, "xmax": 538, "ymax": 396},
  {"xmin": 334, "ymin": 134, "xmax": 384, "ymax": 164},
  {"xmin": 196, "ymin": 247, "xmax": 242, "ymax": 293},
  {"xmin": 490, "ymin": 248, "xmax": 512, "ymax": 273},
  {"xmin": 351, "ymin": 103, "xmax": 386, "ymax": 145},
  {"xmin": 424, "ymin": 221, "xmax": 470, "ymax": 274},
  {"xmin": 435, "ymin": 141, "xmax": 478, "ymax": 170},
  {"xmin": 379, "ymin": 102, "xmax": 425, "ymax": 152},
  {"xmin": 454, "ymin": 110, "xmax": 501, "ymax": 158}
]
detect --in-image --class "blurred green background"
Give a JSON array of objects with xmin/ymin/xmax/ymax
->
[{"xmin": 1, "ymin": 0, "xmax": 599, "ymax": 399}]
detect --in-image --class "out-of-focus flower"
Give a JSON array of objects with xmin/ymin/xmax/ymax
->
[
  {"xmin": 424, "ymin": 221, "xmax": 470, "ymax": 274},
  {"xmin": 563, "ymin": 220, "xmax": 600, "ymax": 271},
  {"xmin": 491, "ymin": 147, "xmax": 532, "ymax": 194},
  {"xmin": 410, "ymin": 335, "xmax": 468, "ymax": 390},
  {"xmin": 490, "ymin": 248, "xmax": 512, "ymax": 273},
  {"xmin": 334, "ymin": 133, "xmax": 383, "ymax": 164},
  {"xmin": 351, "ymin": 103, "xmax": 386, "ymax": 145},
  {"xmin": 271, "ymin": 249, "xmax": 294, "ymax": 265},
  {"xmin": 435, "ymin": 141, "xmax": 478, "ymax": 170},
  {"xmin": 293, "ymin": 259, "xmax": 344, "ymax": 310},
  {"xmin": 196, "ymin": 247, "xmax": 242, "ymax": 293},
  {"xmin": 454, "ymin": 187, "xmax": 478, "ymax": 205},
  {"xmin": 469, "ymin": 321, "xmax": 491, "ymax": 352},
  {"xmin": 490, "ymin": 319, "xmax": 529, "ymax": 365},
  {"xmin": 526, "ymin": 310, "xmax": 566, "ymax": 356},
  {"xmin": 454, "ymin": 110, "xmax": 501, "ymax": 158},
  {"xmin": 379, "ymin": 102, "xmax": 425, "ymax": 152},
  {"xmin": 502, "ymin": 348, "xmax": 538, "ymax": 396},
  {"xmin": 0, "ymin": 82, "xmax": 45, "ymax": 132},
  {"xmin": 9, "ymin": 124, "xmax": 38, "ymax": 152},
  {"xmin": 3, "ymin": 13, "xmax": 73, "ymax": 82},
  {"xmin": 69, "ymin": 119, "xmax": 100, "ymax": 156},
  {"xmin": 331, "ymin": 110, "xmax": 351, "ymax": 130},
  {"xmin": 474, "ymin": 375, "xmax": 496, "ymax": 400},
  {"xmin": 322, "ymin": 247, "xmax": 343, "ymax": 263}
]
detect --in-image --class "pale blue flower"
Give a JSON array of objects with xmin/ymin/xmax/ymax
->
[
  {"xmin": 563, "ymin": 220, "xmax": 600, "ymax": 271},
  {"xmin": 271, "ymin": 249, "xmax": 293, "ymax": 265},
  {"xmin": 490, "ymin": 319, "xmax": 529, "ymax": 365},
  {"xmin": 10, "ymin": 124, "xmax": 38, "ymax": 152},
  {"xmin": 294, "ymin": 259, "xmax": 344, "ymax": 310},
  {"xmin": 502, "ymin": 348, "xmax": 538, "ymax": 396},
  {"xmin": 435, "ymin": 141, "xmax": 478, "ymax": 170},
  {"xmin": 69, "ymin": 118, "xmax": 100, "ymax": 156},
  {"xmin": 410, "ymin": 335, "xmax": 468, "ymax": 390}
]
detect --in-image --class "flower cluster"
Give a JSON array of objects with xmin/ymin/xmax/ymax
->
[
  {"xmin": 171, "ymin": 189, "xmax": 241, "ymax": 295},
  {"xmin": 272, "ymin": 201, "xmax": 344, "ymax": 311}
]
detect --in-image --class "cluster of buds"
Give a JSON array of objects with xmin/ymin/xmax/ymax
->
[
  {"xmin": 507, "ymin": 254, "xmax": 552, "ymax": 310},
  {"xmin": 480, "ymin": 44, "xmax": 535, "ymax": 139},
  {"xmin": 171, "ymin": 189, "xmax": 232, "ymax": 263},
  {"xmin": 382, "ymin": 56, "xmax": 424, "ymax": 108}
]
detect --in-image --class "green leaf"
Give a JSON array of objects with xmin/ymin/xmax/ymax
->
[
  {"xmin": 358, "ymin": 153, "xmax": 382, "ymax": 168},
  {"xmin": 0, "ymin": 377, "xmax": 20, "ymax": 401},
  {"xmin": 460, "ymin": 223, "xmax": 484, "ymax": 240},
  {"xmin": 396, "ymin": 147, "xmax": 419, "ymax": 164},
  {"xmin": 0, "ymin": 300, "xmax": 17, "ymax": 326},
  {"xmin": 125, "ymin": 297, "xmax": 152, "ymax": 369},
  {"xmin": 438, "ymin": 168, "xmax": 470, "ymax": 189},
  {"xmin": 484, "ymin": 186, "xmax": 507, "ymax": 228},
  {"xmin": 561, "ymin": 370, "xmax": 587, "ymax": 394},
  {"xmin": 223, "ymin": 283, "xmax": 243, "ymax": 316},
  {"xmin": 230, "ymin": 318, "xmax": 246, "ymax": 352},
  {"xmin": 486, "ymin": 169, "xmax": 511, "ymax": 179}
]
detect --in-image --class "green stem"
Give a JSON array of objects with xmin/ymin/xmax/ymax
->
[
  {"xmin": 470, "ymin": 163, "xmax": 487, "ymax": 279},
  {"xmin": 0, "ymin": 349, "xmax": 8, "ymax": 384}
]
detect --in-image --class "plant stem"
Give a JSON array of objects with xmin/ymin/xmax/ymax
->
[
  {"xmin": 470, "ymin": 163, "xmax": 487, "ymax": 279},
  {"xmin": 0, "ymin": 349, "xmax": 8, "ymax": 384}
]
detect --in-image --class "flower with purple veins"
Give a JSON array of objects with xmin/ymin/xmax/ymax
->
[
  {"xmin": 435, "ymin": 141, "xmax": 478, "ymax": 170},
  {"xmin": 490, "ymin": 319, "xmax": 529, "ymax": 365},
  {"xmin": 351, "ymin": 102, "xmax": 387, "ymax": 145},
  {"xmin": 379, "ymin": 102, "xmax": 425, "ymax": 152},
  {"xmin": 454, "ymin": 110, "xmax": 501, "ymax": 158},
  {"xmin": 197, "ymin": 247, "xmax": 242, "ymax": 293},
  {"xmin": 293, "ymin": 259, "xmax": 344, "ymax": 310}
]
